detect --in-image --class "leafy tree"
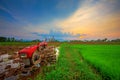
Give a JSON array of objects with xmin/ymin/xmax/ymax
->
[
  {"xmin": 102, "ymin": 38, "xmax": 107, "ymax": 42},
  {"xmin": 32, "ymin": 39, "xmax": 40, "ymax": 42},
  {"xmin": 7, "ymin": 37, "xmax": 11, "ymax": 42},
  {"xmin": 0, "ymin": 37, "xmax": 7, "ymax": 42},
  {"xmin": 111, "ymin": 39, "xmax": 120, "ymax": 42}
]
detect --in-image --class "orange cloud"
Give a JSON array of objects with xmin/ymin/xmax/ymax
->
[{"xmin": 57, "ymin": 0, "xmax": 120, "ymax": 39}]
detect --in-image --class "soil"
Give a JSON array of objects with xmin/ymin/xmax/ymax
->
[
  {"xmin": 0, "ymin": 46, "xmax": 26, "ymax": 55},
  {"xmin": 0, "ymin": 45, "xmax": 57, "ymax": 80}
]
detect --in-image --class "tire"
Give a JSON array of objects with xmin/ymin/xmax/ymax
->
[{"xmin": 31, "ymin": 50, "xmax": 41, "ymax": 65}]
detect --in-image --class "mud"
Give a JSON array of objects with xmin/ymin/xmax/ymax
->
[
  {"xmin": 0, "ymin": 46, "xmax": 59, "ymax": 80},
  {"xmin": 0, "ymin": 53, "xmax": 24, "ymax": 80},
  {"xmin": 0, "ymin": 53, "xmax": 41, "ymax": 80}
]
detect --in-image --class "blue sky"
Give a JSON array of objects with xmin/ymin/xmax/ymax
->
[{"xmin": 0, "ymin": 0, "xmax": 120, "ymax": 40}]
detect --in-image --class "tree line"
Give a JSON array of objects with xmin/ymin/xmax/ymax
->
[
  {"xmin": 0, "ymin": 37, "xmax": 41, "ymax": 42},
  {"xmin": 70, "ymin": 38, "xmax": 120, "ymax": 42},
  {"xmin": 0, "ymin": 36, "xmax": 120, "ymax": 42},
  {"xmin": 0, "ymin": 36, "xmax": 57, "ymax": 42},
  {"xmin": 0, "ymin": 37, "xmax": 16, "ymax": 42}
]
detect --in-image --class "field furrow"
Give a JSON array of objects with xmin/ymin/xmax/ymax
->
[{"xmin": 36, "ymin": 44, "xmax": 101, "ymax": 80}]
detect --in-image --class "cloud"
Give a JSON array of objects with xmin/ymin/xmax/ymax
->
[
  {"xmin": 56, "ymin": 0, "xmax": 74, "ymax": 9},
  {"xmin": 0, "ymin": 6, "xmax": 11, "ymax": 14},
  {"xmin": 32, "ymin": 30, "xmax": 82, "ymax": 40},
  {"xmin": 0, "ymin": 17, "xmax": 39, "ymax": 40},
  {"xmin": 57, "ymin": 0, "xmax": 120, "ymax": 39},
  {"xmin": 6, "ymin": 0, "xmax": 119, "ymax": 40},
  {"xmin": 0, "ymin": 5, "xmax": 30, "ymax": 25},
  {"xmin": 0, "ymin": 0, "xmax": 119, "ymax": 40}
]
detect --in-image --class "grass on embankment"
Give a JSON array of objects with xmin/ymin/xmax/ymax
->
[
  {"xmin": 72, "ymin": 44, "xmax": 120, "ymax": 80},
  {"xmin": 0, "ymin": 42, "xmax": 36, "ymax": 46},
  {"xmin": 0, "ymin": 42, "xmax": 61, "ymax": 47},
  {"xmin": 36, "ymin": 44, "xmax": 101, "ymax": 80}
]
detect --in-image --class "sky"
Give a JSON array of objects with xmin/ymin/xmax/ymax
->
[{"xmin": 0, "ymin": 0, "xmax": 120, "ymax": 40}]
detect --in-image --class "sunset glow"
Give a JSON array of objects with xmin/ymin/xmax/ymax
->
[{"xmin": 0, "ymin": 0, "xmax": 120, "ymax": 40}]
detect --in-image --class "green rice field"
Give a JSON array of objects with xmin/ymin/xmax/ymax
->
[
  {"xmin": 36, "ymin": 44, "xmax": 120, "ymax": 80},
  {"xmin": 72, "ymin": 44, "xmax": 120, "ymax": 80}
]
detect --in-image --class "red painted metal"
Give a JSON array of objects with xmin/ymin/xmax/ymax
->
[
  {"xmin": 19, "ymin": 45, "xmax": 38, "ymax": 58},
  {"xmin": 18, "ymin": 42, "xmax": 47, "ymax": 58}
]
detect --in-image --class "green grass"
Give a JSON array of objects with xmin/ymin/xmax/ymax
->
[
  {"xmin": 0, "ymin": 42, "xmax": 36, "ymax": 46},
  {"xmin": 36, "ymin": 44, "xmax": 101, "ymax": 80},
  {"xmin": 72, "ymin": 44, "xmax": 120, "ymax": 80}
]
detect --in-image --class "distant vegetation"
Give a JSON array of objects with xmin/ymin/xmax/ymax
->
[
  {"xmin": 0, "ymin": 37, "xmax": 16, "ymax": 42},
  {"xmin": 0, "ymin": 36, "xmax": 120, "ymax": 42},
  {"xmin": 70, "ymin": 38, "xmax": 120, "ymax": 42}
]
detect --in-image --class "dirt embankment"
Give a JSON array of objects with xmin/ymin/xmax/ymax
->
[{"xmin": 0, "ymin": 46, "xmax": 26, "ymax": 55}]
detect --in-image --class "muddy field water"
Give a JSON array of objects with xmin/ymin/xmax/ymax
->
[
  {"xmin": 0, "ymin": 54, "xmax": 22, "ymax": 80},
  {"xmin": 0, "ymin": 46, "xmax": 26, "ymax": 80}
]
